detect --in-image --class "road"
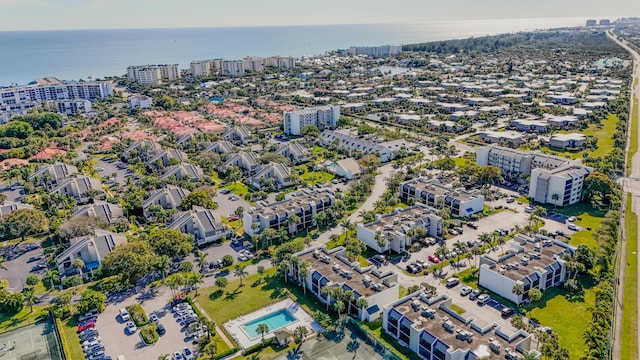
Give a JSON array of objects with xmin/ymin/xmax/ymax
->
[{"xmin": 608, "ymin": 30, "xmax": 640, "ymax": 360}]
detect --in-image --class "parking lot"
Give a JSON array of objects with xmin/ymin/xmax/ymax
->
[
  {"xmin": 96, "ymin": 288, "xmax": 193, "ymax": 360},
  {"xmin": 93, "ymin": 158, "xmax": 131, "ymax": 186},
  {"xmin": 0, "ymin": 242, "xmax": 45, "ymax": 291}
]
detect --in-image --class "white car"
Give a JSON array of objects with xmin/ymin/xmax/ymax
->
[
  {"xmin": 477, "ymin": 294, "xmax": 491, "ymax": 305},
  {"xmin": 183, "ymin": 347, "xmax": 195, "ymax": 360},
  {"xmin": 150, "ymin": 314, "xmax": 159, "ymax": 323},
  {"xmin": 460, "ymin": 286, "xmax": 473, "ymax": 296},
  {"xmin": 567, "ymin": 216, "xmax": 576, "ymax": 222},
  {"xmin": 568, "ymin": 224, "xmax": 579, "ymax": 231},
  {"xmin": 119, "ymin": 308, "xmax": 130, "ymax": 322},
  {"xmin": 126, "ymin": 321, "xmax": 136, "ymax": 334}
]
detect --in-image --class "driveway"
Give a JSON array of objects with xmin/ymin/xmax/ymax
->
[
  {"xmin": 0, "ymin": 244, "xmax": 45, "ymax": 291},
  {"xmin": 93, "ymin": 158, "xmax": 130, "ymax": 186}
]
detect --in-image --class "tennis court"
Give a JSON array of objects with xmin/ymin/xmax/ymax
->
[{"xmin": 0, "ymin": 320, "xmax": 63, "ymax": 360}]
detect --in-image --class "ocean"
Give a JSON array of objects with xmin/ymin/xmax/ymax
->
[{"xmin": 0, "ymin": 17, "xmax": 593, "ymax": 86}]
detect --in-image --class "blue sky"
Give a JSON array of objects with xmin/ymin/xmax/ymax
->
[{"xmin": 0, "ymin": 0, "xmax": 637, "ymax": 31}]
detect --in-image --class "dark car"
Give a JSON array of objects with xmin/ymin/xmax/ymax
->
[
  {"xmin": 469, "ymin": 290, "xmax": 482, "ymax": 300},
  {"xmin": 27, "ymin": 255, "xmax": 43, "ymax": 263},
  {"xmin": 157, "ymin": 323, "xmax": 166, "ymax": 335},
  {"xmin": 501, "ymin": 307, "xmax": 515, "ymax": 318},
  {"xmin": 30, "ymin": 263, "xmax": 47, "ymax": 272},
  {"xmin": 406, "ymin": 265, "xmax": 418, "ymax": 274}
]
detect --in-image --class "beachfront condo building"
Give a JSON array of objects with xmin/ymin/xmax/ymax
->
[
  {"xmin": 283, "ymin": 105, "xmax": 340, "ymax": 135},
  {"xmin": 127, "ymin": 64, "xmax": 180, "ymax": 85}
]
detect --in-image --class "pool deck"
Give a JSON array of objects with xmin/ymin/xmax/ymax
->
[{"xmin": 224, "ymin": 299, "xmax": 322, "ymax": 349}]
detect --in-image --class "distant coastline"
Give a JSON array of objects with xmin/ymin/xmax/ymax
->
[{"xmin": 0, "ymin": 17, "xmax": 596, "ymax": 85}]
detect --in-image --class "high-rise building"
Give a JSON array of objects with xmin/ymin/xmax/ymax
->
[
  {"xmin": 127, "ymin": 64, "xmax": 180, "ymax": 84},
  {"xmin": 221, "ymin": 60, "xmax": 244, "ymax": 76},
  {"xmin": 347, "ymin": 45, "xmax": 402, "ymax": 57},
  {"xmin": 283, "ymin": 105, "xmax": 340, "ymax": 135}
]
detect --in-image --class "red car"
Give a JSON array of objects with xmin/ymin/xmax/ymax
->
[
  {"xmin": 77, "ymin": 321, "xmax": 95, "ymax": 332},
  {"xmin": 428, "ymin": 255, "xmax": 440, "ymax": 264}
]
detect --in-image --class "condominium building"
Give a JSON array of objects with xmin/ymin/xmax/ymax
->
[
  {"xmin": 475, "ymin": 145, "xmax": 571, "ymax": 182},
  {"xmin": 290, "ymin": 246, "xmax": 400, "ymax": 322},
  {"xmin": 222, "ymin": 60, "xmax": 244, "ymax": 76},
  {"xmin": 243, "ymin": 188, "xmax": 335, "ymax": 236},
  {"xmin": 71, "ymin": 201, "xmax": 124, "ymax": 224},
  {"xmin": 357, "ymin": 203, "xmax": 443, "ymax": 253},
  {"xmin": 347, "ymin": 45, "xmax": 402, "ymax": 57},
  {"xmin": 142, "ymin": 185, "xmax": 190, "ymax": 219},
  {"xmin": 129, "ymin": 95, "xmax": 153, "ymax": 109},
  {"xmin": 320, "ymin": 130, "xmax": 405, "ymax": 162},
  {"xmin": 529, "ymin": 165, "xmax": 592, "ymax": 206},
  {"xmin": 0, "ymin": 78, "xmax": 112, "ymax": 121},
  {"xmin": 168, "ymin": 206, "xmax": 233, "ymax": 246},
  {"xmin": 242, "ymin": 57, "xmax": 265, "ymax": 72},
  {"xmin": 190, "ymin": 60, "xmax": 213, "ymax": 77},
  {"xmin": 283, "ymin": 105, "xmax": 340, "ymax": 135},
  {"xmin": 399, "ymin": 178, "xmax": 485, "ymax": 218},
  {"xmin": 30, "ymin": 163, "xmax": 79, "ymax": 188},
  {"xmin": 56, "ymin": 229, "xmax": 127, "ymax": 276},
  {"xmin": 50, "ymin": 176, "xmax": 105, "ymax": 204},
  {"xmin": 383, "ymin": 292, "xmax": 538, "ymax": 360},
  {"xmin": 479, "ymin": 234, "xmax": 575, "ymax": 305},
  {"xmin": 127, "ymin": 64, "xmax": 180, "ymax": 85}
]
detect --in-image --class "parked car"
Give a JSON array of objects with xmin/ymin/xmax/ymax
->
[
  {"xmin": 227, "ymin": 215, "xmax": 240, "ymax": 222},
  {"xmin": 568, "ymin": 224, "xmax": 579, "ymax": 231},
  {"xmin": 466, "ymin": 222, "xmax": 478, "ymax": 230},
  {"xmin": 567, "ymin": 216, "xmax": 577, "ymax": 222},
  {"xmin": 30, "ymin": 263, "xmax": 47, "ymax": 272},
  {"xmin": 173, "ymin": 352, "xmax": 185, "ymax": 360},
  {"xmin": 126, "ymin": 322, "xmax": 136, "ymax": 334},
  {"xmin": 469, "ymin": 290, "xmax": 482, "ymax": 300},
  {"xmin": 229, "ymin": 195, "xmax": 240, "ymax": 201},
  {"xmin": 150, "ymin": 314, "xmax": 159, "ymax": 323},
  {"xmin": 78, "ymin": 322, "xmax": 95, "ymax": 332},
  {"xmin": 119, "ymin": 308, "xmax": 130, "ymax": 322},
  {"xmin": 220, "ymin": 188, "xmax": 231, "ymax": 195},
  {"xmin": 460, "ymin": 286, "xmax": 473, "ymax": 296},
  {"xmin": 183, "ymin": 347, "xmax": 194, "ymax": 360},
  {"xmin": 26, "ymin": 255, "xmax": 42, "ymax": 263},
  {"xmin": 406, "ymin": 265, "xmax": 418, "ymax": 274},
  {"xmin": 428, "ymin": 255, "xmax": 440, "ymax": 264},
  {"xmin": 477, "ymin": 294, "xmax": 491, "ymax": 305},
  {"xmin": 501, "ymin": 307, "xmax": 515, "ymax": 317},
  {"xmin": 453, "ymin": 227, "xmax": 464, "ymax": 234},
  {"xmin": 506, "ymin": 198, "xmax": 515, "ymax": 203},
  {"xmin": 445, "ymin": 278, "xmax": 460, "ymax": 288},
  {"xmin": 157, "ymin": 323, "xmax": 166, "ymax": 335},
  {"xmin": 447, "ymin": 229, "xmax": 459, "ymax": 236}
]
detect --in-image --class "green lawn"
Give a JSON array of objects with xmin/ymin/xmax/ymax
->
[
  {"xmin": 60, "ymin": 317, "xmax": 85, "ymax": 360},
  {"xmin": 629, "ymin": 95, "xmax": 639, "ymax": 175},
  {"xmin": 453, "ymin": 157, "xmax": 470, "ymax": 167},
  {"xmin": 301, "ymin": 171, "xmax": 334, "ymax": 184},
  {"xmin": 0, "ymin": 306, "xmax": 49, "ymax": 333},
  {"xmin": 525, "ymin": 277, "xmax": 596, "ymax": 359},
  {"xmin": 542, "ymin": 203, "xmax": 604, "ymax": 250},
  {"xmin": 223, "ymin": 181, "xmax": 250, "ymax": 197},
  {"xmin": 539, "ymin": 113, "xmax": 619, "ymax": 160},
  {"xmin": 457, "ymin": 267, "xmax": 479, "ymax": 289},
  {"xmin": 621, "ymin": 195, "xmax": 638, "ymax": 360}
]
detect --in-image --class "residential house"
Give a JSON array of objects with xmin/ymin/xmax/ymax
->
[
  {"xmin": 56, "ymin": 229, "xmax": 127, "ymax": 276},
  {"xmin": 250, "ymin": 162, "xmax": 295, "ymax": 190},
  {"xmin": 218, "ymin": 152, "xmax": 260, "ymax": 174},
  {"xmin": 243, "ymin": 188, "xmax": 335, "ymax": 235},
  {"xmin": 29, "ymin": 163, "xmax": 78, "ymax": 188},
  {"xmin": 168, "ymin": 206, "xmax": 233, "ymax": 246},
  {"xmin": 121, "ymin": 140, "xmax": 163, "ymax": 162},
  {"xmin": 510, "ymin": 119, "xmax": 549, "ymax": 133},
  {"xmin": 333, "ymin": 158, "xmax": 363, "ymax": 179},
  {"xmin": 71, "ymin": 202, "xmax": 124, "ymax": 224},
  {"xmin": 290, "ymin": 246, "xmax": 400, "ymax": 322},
  {"xmin": 548, "ymin": 133, "xmax": 587, "ymax": 150},
  {"xmin": 477, "ymin": 131, "xmax": 523, "ymax": 147},
  {"xmin": 0, "ymin": 201, "xmax": 33, "ymax": 217},
  {"xmin": 546, "ymin": 115, "xmax": 580, "ymax": 128},
  {"xmin": 203, "ymin": 140, "xmax": 235, "ymax": 155},
  {"xmin": 479, "ymin": 234, "xmax": 575, "ymax": 304},
  {"xmin": 222, "ymin": 126, "xmax": 253, "ymax": 143},
  {"xmin": 50, "ymin": 176, "xmax": 104, "ymax": 204},
  {"xmin": 161, "ymin": 163, "xmax": 204, "ymax": 182},
  {"xmin": 357, "ymin": 203, "xmax": 443, "ymax": 253},
  {"xmin": 400, "ymin": 178, "xmax": 485, "ymax": 218},
  {"xmin": 321, "ymin": 130, "xmax": 394, "ymax": 162},
  {"xmin": 147, "ymin": 148, "xmax": 189, "ymax": 168},
  {"xmin": 275, "ymin": 142, "xmax": 311, "ymax": 164},
  {"xmin": 142, "ymin": 185, "xmax": 191, "ymax": 219}
]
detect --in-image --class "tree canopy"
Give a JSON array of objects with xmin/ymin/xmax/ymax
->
[
  {"xmin": 147, "ymin": 228, "xmax": 193, "ymax": 257},
  {"xmin": 0, "ymin": 208, "xmax": 49, "ymax": 241},
  {"xmin": 101, "ymin": 241, "xmax": 155, "ymax": 284}
]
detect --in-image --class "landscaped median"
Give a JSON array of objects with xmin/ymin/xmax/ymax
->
[
  {"xmin": 621, "ymin": 194, "xmax": 638, "ymax": 360},
  {"xmin": 140, "ymin": 323, "xmax": 159, "ymax": 345},
  {"xmin": 126, "ymin": 304, "xmax": 149, "ymax": 327}
]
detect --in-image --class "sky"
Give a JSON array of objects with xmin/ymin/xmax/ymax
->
[{"xmin": 0, "ymin": 0, "xmax": 638, "ymax": 31}]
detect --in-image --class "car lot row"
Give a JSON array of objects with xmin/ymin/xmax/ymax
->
[{"xmin": 76, "ymin": 309, "xmax": 111, "ymax": 360}]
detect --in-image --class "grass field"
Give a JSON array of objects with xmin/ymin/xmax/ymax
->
[
  {"xmin": 223, "ymin": 181, "xmax": 250, "ymax": 197},
  {"xmin": 629, "ymin": 95, "xmax": 639, "ymax": 175},
  {"xmin": 541, "ymin": 113, "xmax": 619, "ymax": 160},
  {"xmin": 60, "ymin": 317, "xmax": 84, "ymax": 360},
  {"xmin": 526, "ymin": 276, "xmax": 596, "ymax": 359},
  {"xmin": 0, "ymin": 306, "xmax": 48, "ymax": 334},
  {"xmin": 621, "ymin": 195, "xmax": 638, "ymax": 360},
  {"xmin": 543, "ymin": 202, "xmax": 605, "ymax": 250},
  {"xmin": 301, "ymin": 171, "xmax": 334, "ymax": 184}
]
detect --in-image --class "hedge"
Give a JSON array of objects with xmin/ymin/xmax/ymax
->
[
  {"xmin": 140, "ymin": 324, "xmax": 158, "ymax": 345},
  {"xmin": 55, "ymin": 318, "xmax": 73, "ymax": 360},
  {"xmin": 242, "ymin": 338, "xmax": 275, "ymax": 356},
  {"xmin": 126, "ymin": 304, "xmax": 149, "ymax": 327},
  {"xmin": 211, "ymin": 347, "xmax": 239, "ymax": 360}
]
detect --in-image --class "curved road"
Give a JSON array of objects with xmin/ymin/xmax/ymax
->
[{"xmin": 608, "ymin": 30, "xmax": 640, "ymax": 360}]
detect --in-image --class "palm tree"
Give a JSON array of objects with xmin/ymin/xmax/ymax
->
[
  {"xmin": 320, "ymin": 286, "xmax": 332, "ymax": 311},
  {"xmin": 73, "ymin": 258, "xmax": 85, "ymax": 279},
  {"xmin": 478, "ymin": 232, "xmax": 491, "ymax": 244},
  {"xmin": 294, "ymin": 325, "xmax": 309, "ymax": 345},
  {"xmin": 334, "ymin": 300, "xmax": 345, "ymax": 317},
  {"xmin": 287, "ymin": 214, "xmax": 301, "ymax": 234},
  {"xmin": 154, "ymin": 255, "xmax": 171, "ymax": 281},
  {"xmin": 195, "ymin": 251, "xmax": 208, "ymax": 274},
  {"xmin": 355, "ymin": 297, "xmax": 369, "ymax": 319},
  {"xmin": 256, "ymin": 323, "xmax": 269, "ymax": 344},
  {"xmin": 43, "ymin": 269, "xmax": 60, "ymax": 291},
  {"xmin": 23, "ymin": 288, "xmax": 37, "ymax": 313},
  {"xmin": 234, "ymin": 264, "xmax": 248, "ymax": 287},
  {"xmin": 512, "ymin": 283, "xmax": 525, "ymax": 302},
  {"xmin": 342, "ymin": 290, "xmax": 355, "ymax": 315},
  {"xmin": 187, "ymin": 272, "xmax": 203, "ymax": 296},
  {"xmin": 298, "ymin": 261, "xmax": 309, "ymax": 295}
]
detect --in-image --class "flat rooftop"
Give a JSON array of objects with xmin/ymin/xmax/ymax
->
[
  {"xmin": 363, "ymin": 204, "xmax": 440, "ymax": 233},
  {"xmin": 392, "ymin": 296, "xmax": 510, "ymax": 357},
  {"xmin": 254, "ymin": 189, "xmax": 333, "ymax": 218},
  {"xmin": 488, "ymin": 238, "xmax": 572, "ymax": 281},
  {"xmin": 403, "ymin": 178, "xmax": 478, "ymax": 201},
  {"xmin": 299, "ymin": 248, "xmax": 395, "ymax": 298}
]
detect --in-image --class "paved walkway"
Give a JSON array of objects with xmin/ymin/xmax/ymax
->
[{"xmin": 608, "ymin": 30, "xmax": 640, "ymax": 360}]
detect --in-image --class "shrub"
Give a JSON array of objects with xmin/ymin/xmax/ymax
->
[
  {"xmin": 211, "ymin": 347, "xmax": 239, "ymax": 360},
  {"xmin": 140, "ymin": 323, "xmax": 158, "ymax": 344},
  {"xmin": 243, "ymin": 338, "xmax": 275, "ymax": 356},
  {"xmin": 126, "ymin": 304, "xmax": 150, "ymax": 327},
  {"xmin": 222, "ymin": 255, "xmax": 234, "ymax": 267}
]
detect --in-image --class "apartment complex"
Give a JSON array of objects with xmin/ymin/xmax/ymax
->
[
  {"xmin": 529, "ymin": 165, "xmax": 592, "ymax": 207},
  {"xmin": 357, "ymin": 203, "xmax": 443, "ymax": 253},
  {"xmin": 290, "ymin": 246, "xmax": 400, "ymax": 322},
  {"xmin": 399, "ymin": 178, "xmax": 485, "ymax": 218},
  {"xmin": 476, "ymin": 145, "xmax": 572, "ymax": 181},
  {"xmin": 346, "ymin": 45, "xmax": 402, "ymax": 57},
  {"xmin": 0, "ymin": 78, "xmax": 112, "ymax": 121},
  {"xmin": 383, "ymin": 292, "xmax": 537, "ymax": 360},
  {"xmin": 56, "ymin": 229, "xmax": 127, "ymax": 276},
  {"xmin": 190, "ymin": 56, "xmax": 296, "ymax": 78},
  {"xmin": 168, "ymin": 206, "xmax": 233, "ymax": 246},
  {"xmin": 127, "ymin": 64, "xmax": 180, "ymax": 85},
  {"xmin": 243, "ymin": 188, "xmax": 335, "ymax": 236},
  {"xmin": 479, "ymin": 234, "xmax": 575, "ymax": 305},
  {"xmin": 283, "ymin": 105, "xmax": 340, "ymax": 135},
  {"xmin": 320, "ymin": 130, "xmax": 405, "ymax": 162}
]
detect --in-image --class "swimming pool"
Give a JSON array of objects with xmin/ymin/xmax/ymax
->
[
  {"xmin": 241, "ymin": 309, "xmax": 297, "ymax": 339},
  {"xmin": 326, "ymin": 162, "xmax": 337, "ymax": 170}
]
